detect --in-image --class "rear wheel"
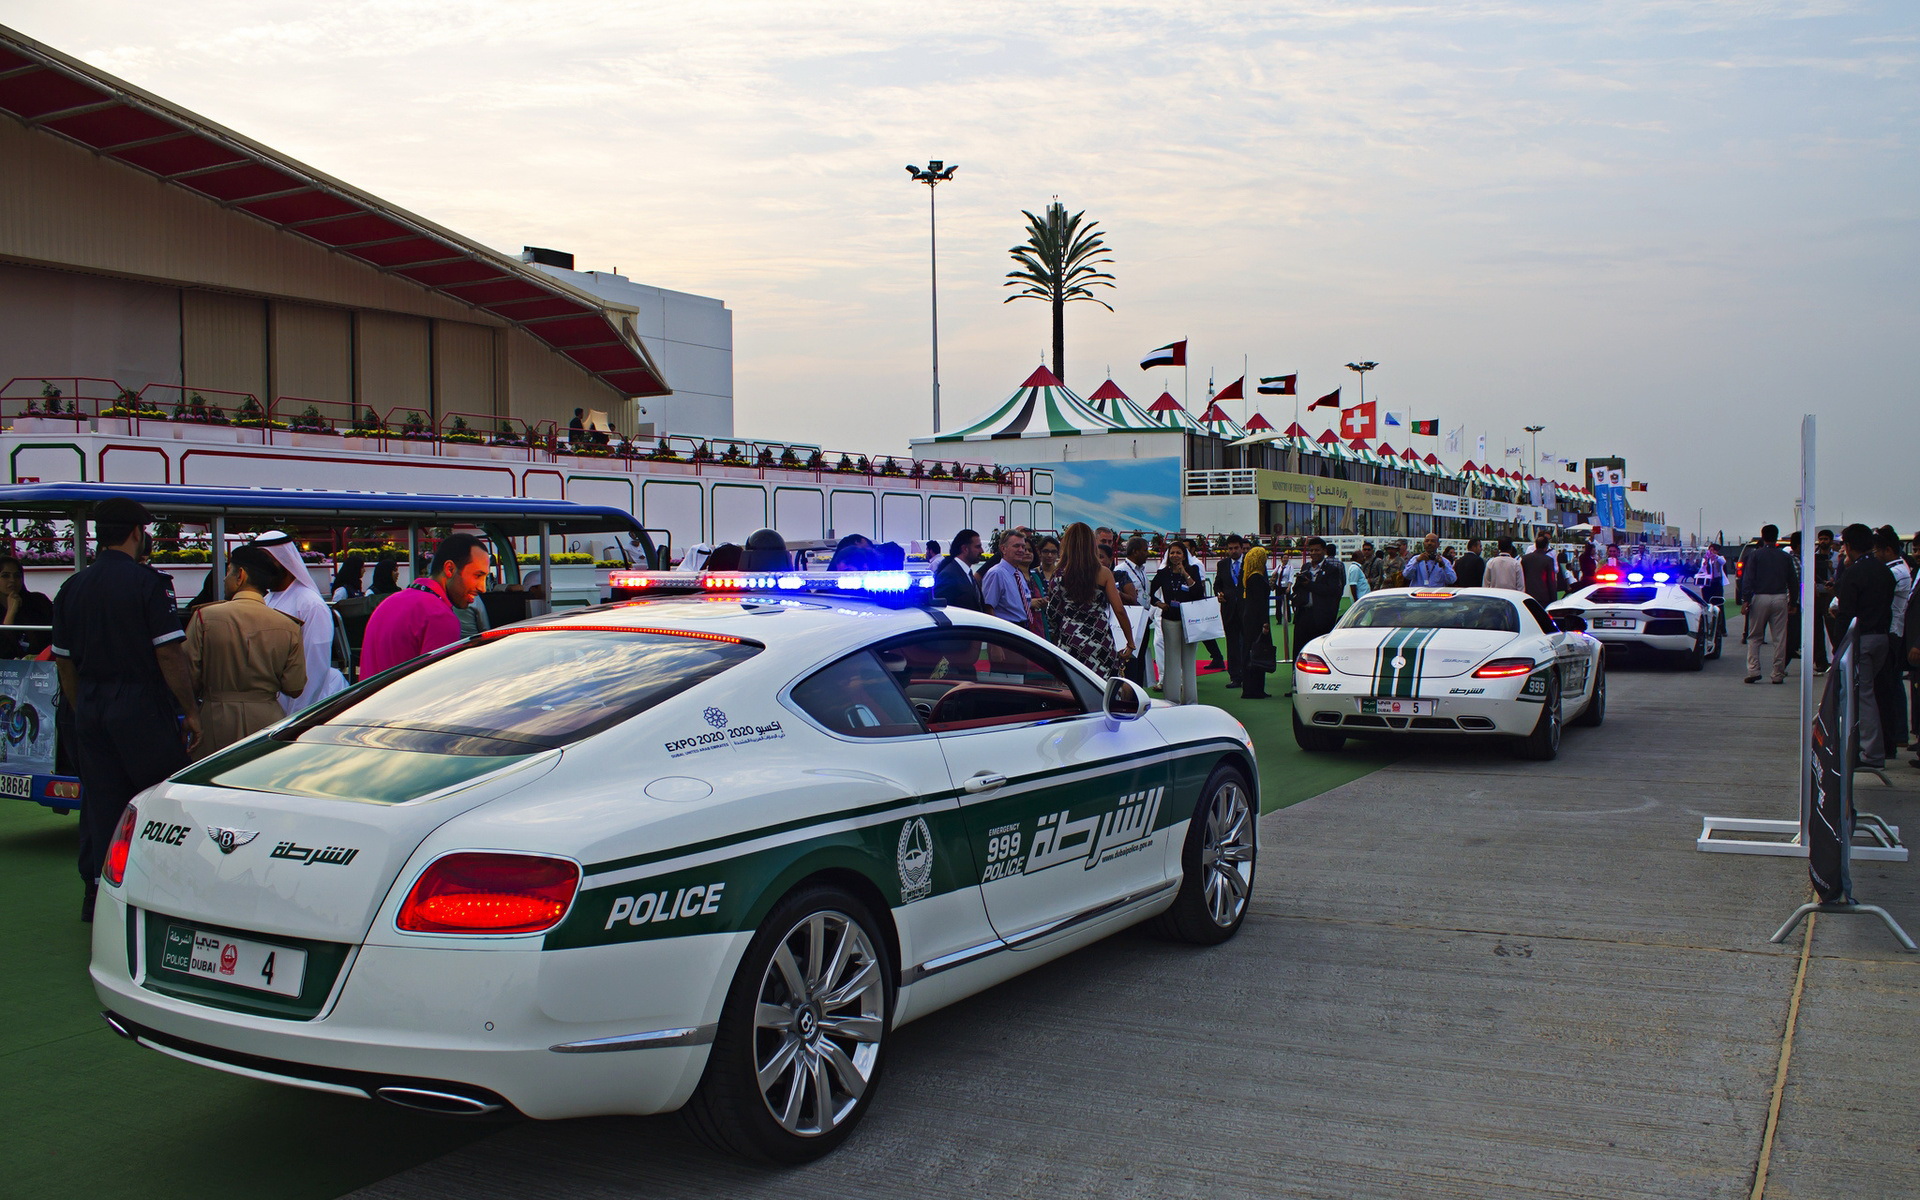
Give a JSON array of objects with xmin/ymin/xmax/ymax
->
[
  {"xmin": 683, "ymin": 885, "xmax": 892, "ymax": 1163},
  {"xmin": 1512, "ymin": 674, "xmax": 1562, "ymax": 760},
  {"xmin": 1291, "ymin": 708, "xmax": 1345, "ymax": 752},
  {"xmin": 1572, "ymin": 657, "xmax": 1606, "ymax": 727},
  {"xmin": 1152, "ymin": 763, "xmax": 1256, "ymax": 945},
  {"xmin": 1679, "ymin": 630, "xmax": 1705, "ymax": 671}
]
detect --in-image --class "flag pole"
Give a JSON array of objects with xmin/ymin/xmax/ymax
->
[{"xmin": 1183, "ymin": 336, "xmax": 1189, "ymax": 410}]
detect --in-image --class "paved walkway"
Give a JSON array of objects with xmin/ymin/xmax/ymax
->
[{"xmin": 354, "ymin": 648, "xmax": 1918, "ymax": 1200}]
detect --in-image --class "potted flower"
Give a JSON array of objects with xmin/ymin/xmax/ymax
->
[
  {"xmin": 390, "ymin": 410, "xmax": 434, "ymax": 455},
  {"xmin": 928, "ymin": 461, "xmax": 950, "ymax": 480},
  {"xmin": 13, "ymin": 382, "xmax": 84, "ymax": 435},
  {"xmin": 834, "ymin": 453, "xmax": 856, "ymax": 474},
  {"xmin": 440, "ymin": 415, "xmax": 488, "ymax": 458},
  {"xmin": 879, "ymin": 456, "xmax": 903, "ymax": 477},
  {"xmin": 344, "ymin": 406, "xmax": 388, "ymax": 448},
  {"xmin": 168, "ymin": 392, "xmax": 240, "ymax": 442},
  {"xmin": 719, "ymin": 443, "xmax": 750, "ymax": 467},
  {"xmin": 909, "ymin": 460, "xmax": 926, "ymax": 480},
  {"xmin": 285, "ymin": 404, "xmax": 337, "ymax": 448},
  {"xmin": 756, "ymin": 447, "xmax": 775, "ymax": 468},
  {"xmin": 805, "ymin": 449, "xmax": 825, "ymax": 472},
  {"xmin": 778, "ymin": 447, "xmax": 801, "ymax": 470},
  {"xmin": 690, "ymin": 442, "xmax": 715, "ymax": 464},
  {"xmin": 97, "ymin": 388, "xmax": 166, "ymax": 435}
]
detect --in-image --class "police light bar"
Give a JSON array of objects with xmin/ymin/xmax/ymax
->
[
  {"xmin": 608, "ymin": 569, "xmax": 936, "ymax": 606},
  {"xmin": 1596, "ymin": 568, "xmax": 1621, "ymax": 583}
]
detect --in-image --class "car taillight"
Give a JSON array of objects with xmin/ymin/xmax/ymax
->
[
  {"xmin": 103, "ymin": 803, "xmax": 138, "ymax": 887},
  {"xmin": 1646, "ymin": 609, "xmax": 1686, "ymax": 620},
  {"xmin": 1547, "ymin": 610, "xmax": 1578, "ymax": 620},
  {"xmin": 1294, "ymin": 652, "xmax": 1332, "ymax": 675},
  {"xmin": 1473, "ymin": 658, "xmax": 1536, "ymax": 678},
  {"xmin": 397, "ymin": 852, "xmax": 580, "ymax": 934},
  {"xmin": 1596, "ymin": 569, "xmax": 1621, "ymax": 583}
]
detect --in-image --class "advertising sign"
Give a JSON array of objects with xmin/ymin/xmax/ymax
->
[
  {"xmin": 0, "ymin": 660, "xmax": 59, "ymax": 779},
  {"xmin": 1808, "ymin": 630, "xmax": 1855, "ymax": 904}
]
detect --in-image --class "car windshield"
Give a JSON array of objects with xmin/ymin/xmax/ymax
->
[
  {"xmin": 1340, "ymin": 595, "xmax": 1520, "ymax": 633},
  {"xmin": 284, "ymin": 628, "xmax": 762, "ymax": 755}
]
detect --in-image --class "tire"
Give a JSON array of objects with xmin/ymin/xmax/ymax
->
[
  {"xmin": 1572, "ymin": 656, "xmax": 1605, "ymax": 727},
  {"xmin": 1705, "ymin": 613, "xmax": 1724, "ymax": 660},
  {"xmin": 683, "ymin": 885, "xmax": 893, "ymax": 1163},
  {"xmin": 1679, "ymin": 630, "xmax": 1705, "ymax": 671},
  {"xmin": 1511, "ymin": 674, "xmax": 1562, "ymax": 760},
  {"xmin": 1291, "ymin": 707, "xmax": 1345, "ymax": 753},
  {"xmin": 1152, "ymin": 763, "xmax": 1256, "ymax": 945}
]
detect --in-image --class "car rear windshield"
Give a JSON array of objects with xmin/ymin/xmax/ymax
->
[
  {"xmin": 283, "ymin": 628, "xmax": 762, "ymax": 755},
  {"xmin": 1340, "ymin": 595, "xmax": 1520, "ymax": 633},
  {"xmin": 1586, "ymin": 587, "xmax": 1659, "ymax": 604}
]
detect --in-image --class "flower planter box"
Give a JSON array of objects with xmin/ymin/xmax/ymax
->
[
  {"xmin": 442, "ymin": 441, "xmax": 491, "ymax": 460},
  {"xmin": 391, "ymin": 438, "xmax": 438, "ymax": 457},
  {"xmin": 173, "ymin": 422, "xmax": 241, "ymax": 444},
  {"xmin": 341, "ymin": 435, "xmax": 384, "ymax": 455},
  {"xmin": 10, "ymin": 416, "xmax": 88, "ymax": 437},
  {"xmin": 485, "ymin": 444, "xmax": 525, "ymax": 461},
  {"xmin": 289, "ymin": 431, "xmax": 342, "ymax": 450},
  {"xmin": 94, "ymin": 416, "xmax": 133, "ymax": 437}
]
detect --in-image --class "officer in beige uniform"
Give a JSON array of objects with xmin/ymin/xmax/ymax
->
[{"xmin": 185, "ymin": 545, "xmax": 307, "ymax": 759}]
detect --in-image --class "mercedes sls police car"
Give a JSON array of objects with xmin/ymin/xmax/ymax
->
[
  {"xmin": 1291, "ymin": 587, "xmax": 1604, "ymax": 759},
  {"xmin": 90, "ymin": 570, "xmax": 1257, "ymax": 1162},
  {"xmin": 1548, "ymin": 568, "xmax": 1725, "ymax": 669}
]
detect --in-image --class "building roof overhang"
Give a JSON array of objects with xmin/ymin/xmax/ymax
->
[{"xmin": 0, "ymin": 25, "xmax": 669, "ymax": 398}]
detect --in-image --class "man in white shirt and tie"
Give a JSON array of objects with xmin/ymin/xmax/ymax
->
[{"xmin": 980, "ymin": 529, "xmax": 1038, "ymax": 633}]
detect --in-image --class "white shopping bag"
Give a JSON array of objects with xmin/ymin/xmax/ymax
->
[
  {"xmin": 1179, "ymin": 596, "xmax": 1225, "ymax": 643},
  {"xmin": 1108, "ymin": 605, "xmax": 1151, "ymax": 655}
]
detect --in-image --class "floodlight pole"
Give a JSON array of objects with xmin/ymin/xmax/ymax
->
[
  {"xmin": 906, "ymin": 161, "xmax": 958, "ymax": 434},
  {"xmin": 1345, "ymin": 361, "xmax": 1377, "ymax": 408}
]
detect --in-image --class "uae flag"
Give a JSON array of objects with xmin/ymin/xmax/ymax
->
[
  {"xmin": 1213, "ymin": 376, "xmax": 1245, "ymax": 401},
  {"xmin": 1307, "ymin": 387, "xmax": 1340, "ymax": 411},
  {"xmin": 1338, "ymin": 401, "xmax": 1377, "ymax": 441},
  {"xmin": 1139, "ymin": 340, "xmax": 1186, "ymax": 369},
  {"xmin": 1257, "ymin": 374, "xmax": 1296, "ymax": 395},
  {"xmin": 1412, "ymin": 418, "xmax": 1438, "ymax": 436}
]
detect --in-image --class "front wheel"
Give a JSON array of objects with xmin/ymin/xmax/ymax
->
[
  {"xmin": 1152, "ymin": 763, "xmax": 1256, "ymax": 945},
  {"xmin": 683, "ymin": 886, "xmax": 893, "ymax": 1163},
  {"xmin": 1512, "ymin": 674, "xmax": 1562, "ymax": 760}
]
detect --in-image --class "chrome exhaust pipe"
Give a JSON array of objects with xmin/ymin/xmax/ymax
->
[
  {"xmin": 101, "ymin": 1011, "xmax": 136, "ymax": 1040},
  {"xmin": 374, "ymin": 1086, "xmax": 504, "ymax": 1116}
]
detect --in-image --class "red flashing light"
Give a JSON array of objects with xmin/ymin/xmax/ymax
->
[
  {"xmin": 1595, "ymin": 569, "xmax": 1621, "ymax": 583},
  {"xmin": 1473, "ymin": 658, "xmax": 1536, "ymax": 678},
  {"xmin": 1294, "ymin": 652, "xmax": 1332, "ymax": 675},
  {"xmin": 103, "ymin": 803, "xmax": 137, "ymax": 887},
  {"xmin": 396, "ymin": 852, "xmax": 581, "ymax": 935}
]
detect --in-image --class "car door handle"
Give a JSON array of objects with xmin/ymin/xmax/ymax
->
[{"xmin": 963, "ymin": 773, "xmax": 1007, "ymax": 793}]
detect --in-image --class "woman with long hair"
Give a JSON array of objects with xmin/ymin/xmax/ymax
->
[
  {"xmin": 369, "ymin": 550, "xmax": 402, "ymax": 596},
  {"xmin": 1239, "ymin": 545, "xmax": 1275, "ymax": 698},
  {"xmin": 1043, "ymin": 523, "xmax": 1132, "ymax": 678},
  {"xmin": 329, "ymin": 552, "xmax": 366, "ymax": 602},
  {"xmin": 1151, "ymin": 540, "xmax": 1208, "ymax": 705}
]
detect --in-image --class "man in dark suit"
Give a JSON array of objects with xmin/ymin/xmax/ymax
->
[
  {"xmin": 1213, "ymin": 534, "xmax": 1246, "ymax": 687},
  {"xmin": 1520, "ymin": 533, "xmax": 1560, "ymax": 608},
  {"xmin": 1290, "ymin": 537, "xmax": 1347, "ymax": 651},
  {"xmin": 933, "ymin": 528, "xmax": 987, "ymax": 611},
  {"xmin": 1454, "ymin": 538, "xmax": 1487, "ymax": 588}
]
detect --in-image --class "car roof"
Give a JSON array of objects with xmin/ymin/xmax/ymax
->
[{"xmin": 1357, "ymin": 587, "xmax": 1529, "ymax": 605}]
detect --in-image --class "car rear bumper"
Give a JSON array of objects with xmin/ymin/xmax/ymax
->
[
  {"xmin": 89, "ymin": 892, "xmax": 730, "ymax": 1119},
  {"xmin": 1588, "ymin": 631, "xmax": 1695, "ymax": 653},
  {"xmin": 1291, "ymin": 688, "xmax": 1538, "ymax": 736}
]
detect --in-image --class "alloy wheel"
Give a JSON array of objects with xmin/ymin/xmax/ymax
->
[
  {"xmin": 1197, "ymin": 779, "xmax": 1255, "ymax": 927},
  {"xmin": 752, "ymin": 911, "xmax": 885, "ymax": 1137}
]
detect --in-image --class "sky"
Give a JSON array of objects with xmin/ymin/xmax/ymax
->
[{"xmin": 9, "ymin": 1, "xmax": 1917, "ymax": 537}]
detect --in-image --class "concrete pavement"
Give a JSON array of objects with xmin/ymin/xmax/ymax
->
[{"xmin": 352, "ymin": 646, "xmax": 1918, "ymax": 1200}]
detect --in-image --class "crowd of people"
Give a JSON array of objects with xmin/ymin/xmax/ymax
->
[{"xmin": 1735, "ymin": 523, "xmax": 1919, "ymax": 772}]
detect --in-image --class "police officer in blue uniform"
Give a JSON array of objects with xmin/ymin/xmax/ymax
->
[{"xmin": 51, "ymin": 498, "xmax": 201, "ymax": 921}]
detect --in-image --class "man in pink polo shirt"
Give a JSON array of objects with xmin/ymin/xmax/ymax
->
[{"xmin": 359, "ymin": 533, "xmax": 491, "ymax": 677}]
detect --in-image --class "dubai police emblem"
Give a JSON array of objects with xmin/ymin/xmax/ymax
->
[{"xmin": 896, "ymin": 818, "xmax": 934, "ymax": 903}]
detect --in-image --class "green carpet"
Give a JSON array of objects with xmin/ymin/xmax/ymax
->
[
  {"xmin": 0, "ymin": 804, "xmax": 493, "ymax": 1200},
  {"xmin": 0, "ymin": 670, "xmax": 1393, "ymax": 1200}
]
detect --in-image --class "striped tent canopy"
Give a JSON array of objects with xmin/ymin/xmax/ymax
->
[
  {"xmin": 1085, "ymin": 378, "xmax": 1160, "ymax": 430},
  {"xmin": 1197, "ymin": 401, "xmax": 1247, "ymax": 440},
  {"xmin": 1423, "ymin": 452, "xmax": 1458, "ymax": 480},
  {"xmin": 1243, "ymin": 411, "xmax": 1275, "ymax": 433},
  {"xmin": 1145, "ymin": 391, "xmax": 1207, "ymax": 433},
  {"xmin": 1348, "ymin": 438, "xmax": 1386, "ymax": 466},
  {"xmin": 935, "ymin": 366, "xmax": 1124, "ymax": 441}
]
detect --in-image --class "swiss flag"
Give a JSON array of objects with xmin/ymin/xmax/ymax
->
[{"xmin": 1338, "ymin": 401, "xmax": 1377, "ymax": 441}]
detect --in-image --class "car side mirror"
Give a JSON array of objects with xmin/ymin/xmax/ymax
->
[
  {"xmin": 1555, "ymin": 614, "xmax": 1587, "ymax": 633},
  {"xmin": 1103, "ymin": 676, "xmax": 1150, "ymax": 725}
]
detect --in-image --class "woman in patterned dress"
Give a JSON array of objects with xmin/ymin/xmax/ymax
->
[{"xmin": 1043, "ymin": 523, "xmax": 1133, "ymax": 678}]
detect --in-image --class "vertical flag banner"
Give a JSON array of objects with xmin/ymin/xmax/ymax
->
[
  {"xmin": 1476, "ymin": 434, "xmax": 1487, "ymax": 458},
  {"xmin": 1445, "ymin": 426, "xmax": 1463, "ymax": 453},
  {"xmin": 1139, "ymin": 341, "xmax": 1187, "ymax": 369}
]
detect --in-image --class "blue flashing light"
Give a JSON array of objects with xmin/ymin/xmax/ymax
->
[
  {"xmin": 609, "ymin": 568, "xmax": 937, "ymax": 607},
  {"xmin": 1627, "ymin": 572, "xmax": 1644, "ymax": 582},
  {"xmin": 1653, "ymin": 572, "xmax": 1670, "ymax": 582}
]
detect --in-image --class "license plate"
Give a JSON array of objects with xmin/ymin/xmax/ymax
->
[
  {"xmin": 0, "ymin": 774, "xmax": 30, "ymax": 799},
  {"xmin": 1361, "ymin": 697, "xmax": 1432, "ymax": 716},
  {"xmin": 162, "ymin": 924, "xmax": 307, "ymax": 997},
  {"xmin": 1594, "ymin": 618, "xmax": 1636, "ymax": 629}
]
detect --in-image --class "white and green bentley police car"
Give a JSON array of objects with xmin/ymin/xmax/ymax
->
[
  {"xmin": 1290, "ymin": 587, "xmax": 1605, "ymax": 759},
  {"xmin": 91, "ymin": 570, "xmax": 1257, "ymax": 1162}
]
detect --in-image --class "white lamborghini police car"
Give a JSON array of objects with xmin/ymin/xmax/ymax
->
[
  {"xmin": 1548, "ymin": 566, "xmax": 1725, "ymax": 669},
  {"xmin": 90, "ymin": 570, "xmax": 1257, "ymax": 1162},
  {"xmin": 1291, "ymin": 587, "xmax": 1605, "ymax": 759}
]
